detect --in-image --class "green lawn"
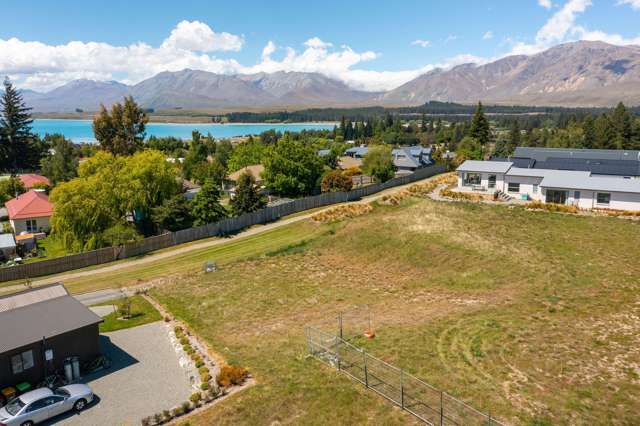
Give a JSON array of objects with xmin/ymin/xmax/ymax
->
[
  {"xmin": 146, "ymin": 197, "xmax": 640, "ymax": 425},
  {"xmin": 96, "ymin": 295, "xmax": 162, "ymax": 333}
]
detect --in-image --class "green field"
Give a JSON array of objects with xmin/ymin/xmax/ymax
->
[{"xmin": 137, "ymin": 197, "xmax": 640, "ymax": 425}]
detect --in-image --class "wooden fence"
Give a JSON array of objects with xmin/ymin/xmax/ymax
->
[{"xmin": 0, "ymin": 164, "xmax": 445, "ymax": 282}]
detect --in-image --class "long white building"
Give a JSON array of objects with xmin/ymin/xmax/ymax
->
[{"xmin": 457, "ymin": 160, "xmax": 640, "ymax": 211}]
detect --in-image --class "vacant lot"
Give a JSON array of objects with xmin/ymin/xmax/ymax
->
[{"xmin": 138, "ymin": 196, "xmax": 638, "ymax": 425}]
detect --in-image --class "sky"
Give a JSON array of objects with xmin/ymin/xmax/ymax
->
[{"xmin": 2, "ymin": 0, "xmax": 640, "ymax": 92}]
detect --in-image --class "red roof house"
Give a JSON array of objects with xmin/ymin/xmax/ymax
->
[
  {"xmin": 5, "ymin": 191, "xmax": 53, "ymax": 234},
  {"xmin": 19, "ymin": 174, "xmax": 51, "ymax": 190}
]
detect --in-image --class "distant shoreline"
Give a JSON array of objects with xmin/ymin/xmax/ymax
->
[{"xmin": 32, "ymin": 117, "xmax": 337, "ymax": 126}]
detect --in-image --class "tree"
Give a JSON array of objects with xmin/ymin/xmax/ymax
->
[
  {"xmin": 191, "ymin": 180, "xmax": 227, "ymax": 226},
  {"xmin": 93, "ymin": 96, "xmax": 148, "ymax": 155},
  {"xmin": 50, "ymin": 149, "xmax": 180, "ymax": 251},
  {"xmin": 0, "ymin": 78, "xmax": 40, "ymax": 172},
  {"xmin": 40, "ymin": 134, "xmax": 79, "ymax": 185},
  {"xmin": 0, "ymin": 176, "xmax": 26, "ymax": 204},
  {"xmin": 610, "ymin": 102, "xmax": 633, "ymax": 149},
  {"xmin": 151, "ymin": 194, "xmax": 193, "ymax": 232},
  {"xmin": 469, "ymin": 102, "xmax": 490, "ymax": 145},
  {"xmin": 262, "ymin": 136, "xmax": 324, "ymax": 196},
  {"xmin": 190, "ymin": 157, "xmax": 227, "ymax": 186},
  {"xmin": 362, "ymin": 145, "xmax": 396, "ymax": 183},
  {"xmin": 230, "ymin": 172, "xmax": 266, "ymax": 216},
  {"xmin": 582, "ymin": 114, "xmax": 596, "ymax": 149},
  {"xmin": 455, "ymin": 136, "xmax": 483, "ymax": 163},
  {"xmin": 321, "ymin": 170, "xmax": 353, "ymax": 192},
  {"xmin": 227, "ymin": 139, "xmax": 266, "ymax": 172}
]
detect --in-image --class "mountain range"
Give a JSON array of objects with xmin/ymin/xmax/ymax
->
[{"xmin": 22, "ymin": 41, "xmax": 640, "ymax": 112}]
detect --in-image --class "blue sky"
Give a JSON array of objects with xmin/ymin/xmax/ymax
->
[{"xmin": 2, "ymin": 0, "xmax": 639, "ymax": 91}]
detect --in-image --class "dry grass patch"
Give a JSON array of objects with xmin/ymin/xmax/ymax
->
[{"xmin": 311, "ymin": 203, "xmax": 373, "ymax": 223}]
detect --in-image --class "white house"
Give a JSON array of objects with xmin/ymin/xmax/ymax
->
[{"xmin": 456, "ymin": 160, "xmax": 640, "ymax": 211}]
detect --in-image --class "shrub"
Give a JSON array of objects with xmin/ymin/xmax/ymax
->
[
  {"xmin": 526, "ymin": 201, "xmax": 578, "ymax": 214},
  {"xmin": 440, "ymin": 188, "xmax": 483, "ymax": 201},
  {"xmin": 311, "ymin": 204, "xmax": 373, "ymax": 223},
  {"xmin": 201, "ymin": 373, "xmax": 212, "ymax": 383},
  {"xmin": 172, "ymin": 406, "xmax": 184, "ymax": 417},
  {"xmin": 321, "ymin": 170, "xmax": 353, "ymax": 193},
  {"xmin": 189, "ymin": 392, "xmax": 202, "ymax": 404},
  {"xmin": 174, "ymin": 326, "xmax": 183, "ymax": 334},
  {"xmin": 141, "ymin": 417, "xmax": 152, "ymax": 426},
  {"xmin": 195, "ymin": 359, "xmax": 204, "ymax": 368},
  {"xmin": 164, "ymin": 316, "xmax": 171, "ymax": 322},
  {"xmin": 217, "ymin": 364, "xmax": 249, "ymax": 387},
  {"xmin": 181, "ymin": 401, "xmax": 191, "ymax": 413},
  {"xmin": 179, "ymin": 337, "xmax": 189, "ymax": 345},
  {"xmin": 153, "ymin": 413, "xmax": 163, "ymax": 424},
  {"xmin": 201, "ymin": 382, "xmax": 210, "ymax": 391},
  {"xmin": 207, "ymin": 385, "xmax": 222, "ymax": 400},
  {"xmin": 198, "ymin": 366, "xmax": 209, "ymax": 375}
]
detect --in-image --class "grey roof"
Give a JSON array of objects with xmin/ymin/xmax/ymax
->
[
  {"xmin": 506, "ymin": 168, "xmax": 591, "ymax": 179},
  {"xmin": 345, "ymin": 146, "xmax": 368, "ymax": 157},
  {"xmin": 0, "ymin": 284, "xmax": 103, "ymax": 353},
  {"xmin": 491, "ymin": 156, "xmax": 536, "ymax": 168},
  {"xmin": 514, "ymin": 147, "xmax": 640, "ymax": 162},
  {"xmin": 0, "ymin": 233, "xmax": 16, "ymax": 249},
  {"xmin": 317, "ymin": 149, "xmax": 331, "ymax": 157},
  {"xmin": 457, "ymin": 160, "xmax": 513, "ymax": 174},
  {"xmin": 540, "ymin": 174, "xmax": 640, "ymax": 194}
]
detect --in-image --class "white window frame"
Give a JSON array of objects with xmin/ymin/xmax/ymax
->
[
  {"xmin": 507, "ymin": 182, "xmax": 520, "ymax": 193},
  {"xmin": 25, "ymin": 219, "xmax": 37, "ymax": 233}
]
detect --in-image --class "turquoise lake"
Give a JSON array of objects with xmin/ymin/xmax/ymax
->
[{"xmin": 32, "ymin": 119, "xmax": 335, "ymax": 143}]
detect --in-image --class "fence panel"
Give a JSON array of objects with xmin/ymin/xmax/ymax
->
[{"xmin": 305, "ymin": 321, "xmax": 504, "ymax": 426}]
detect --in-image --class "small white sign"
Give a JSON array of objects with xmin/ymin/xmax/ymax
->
[{"xmin": 45, "ymin": 349, "xmax": 53, "ymax": 361}]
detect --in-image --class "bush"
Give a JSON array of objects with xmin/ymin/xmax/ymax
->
[
  {"xmin": 201, "ymin": 382, "xmax": 210, "ymax": 391},
  {"xmin": 153, "ymin": 413, "xmax": 163, "ymax": 424},
  {"xmin": 207, "ymin": 385, "xmax": 222, "ymax": 400},
  {"xmin": 181, "ymin": 401, "xmax": 191, "ymax": 413},
  {"xmin": 172, "ymin": 406, "xmax": 184, "ymax": 417},
  {"xmin": 199, "ymin": 366, "xmax": 210, "ymax": 375},
  {"xmin": 440, "ymin": 188, "xmax": 483, "ymax": 201},
  {"xmin": 526, "ymin": 201, "xmax": 578, "ymax": 214},
  {"xmin": 201, "ymin": 373, "xmax": 212, "ymax": 383},
  {"xmin": 311, "ymin": 204, "xmax": 373, "ymax": 223},
  {"xmin": 164, "ymin": 316, "xmax": 171, "ymax": 322},
  {"xmin": 195, "ymin": 359, "xmax": 204, "ymax": 368},
  {"xmin": 189, "ymin": 392, "xmax": 202, "ymax": 404},
  {"xmin": 180, "ymin": 337, "xmax": 189, "ymax": 345},
  {"xmin": 174, "ymin": 326, "xmax": 183, "ymax": 334},
  {"xmin": 321, "ymin": 170, "xmax": 353, "ymax": 193},
  {"xmin": 217, "ymin": 364, "xmax": 249, "ymax": 387}
]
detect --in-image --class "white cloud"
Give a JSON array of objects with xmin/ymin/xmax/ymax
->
[
  {"xmin": 261, "ymin": 41, "xmax": 277, "ymax": 60},
  {"xmin": 444, "ymin": 35, "xmax": 458, "ymax": 43},
  {"xmin": 303, "ymin": 37, "xmax": 333, "ymax": 49},
  {"xmin": 618, "ymin": 0, "xmax": 640, "ymax": 10},
  {"xmin": 411, "ymin": 39, "xmax": 431, "ymax": 48},
  {"xmin": 483, "ymin": 31, "xmax": 494, "ymax": 40},
  {"xmin": 161, "ymin": 20, "xmax": 243, "ymax": 52},
  {"xmin": 538, "ymin": 0, "xmax": 553, "ymax": 9}
]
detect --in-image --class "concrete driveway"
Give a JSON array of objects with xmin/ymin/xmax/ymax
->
[{"xmin": 46, "ymin": 322, "xmax": 193, "ymax": 426}]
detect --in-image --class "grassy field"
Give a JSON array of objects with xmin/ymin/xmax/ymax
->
[
  {"xmin": 95, "ymin": 295, "xmax": 162, "ymax": 333},
  {"xmin": 144, "ymin": 197, "xmax": 640, "ymax": 425}
]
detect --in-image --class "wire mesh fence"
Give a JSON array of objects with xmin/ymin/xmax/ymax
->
[{"xmin": 305, "ymin": 325, "xmax": 505, "ymax": 426}]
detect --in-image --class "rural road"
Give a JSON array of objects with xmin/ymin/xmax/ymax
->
[{"xmin": 15, "ymin": 174, "xmax": 443, "ymax": 294}]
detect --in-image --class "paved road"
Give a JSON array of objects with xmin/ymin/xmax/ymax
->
[
  {"xmin": 75, "ymin": 289, "xmax": 125, "ymax": 306},
  {"xmin": 16, "ymin": 174, "xmax": 441, "ymax": 293}
]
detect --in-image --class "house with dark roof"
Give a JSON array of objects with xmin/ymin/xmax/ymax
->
[
  {"xmin": 492, "ymin": 147, "xmax": 640, "ymax": 178},
  {"xmin": 5, "ymin": 191, "xmax": 54, "ymax": 234},
  {"xmin": 345, "ymin": 145, "xmax": 433, "ymax": 174},
  {"xmin": 0, "ymin": 284, "xmax": 103, "ymax": 387},
  {"xmin": 457, "ymin": 153, "xmax": 640, "ymax": 211}
]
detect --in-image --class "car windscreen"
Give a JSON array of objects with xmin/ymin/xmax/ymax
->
[
  {"xmin": 54, "ymin": 388, "xmax": 70, "ymax": 398},
  {"xmin": 5, "ymin": 398, "xmax": 25, "ymax": 416}
]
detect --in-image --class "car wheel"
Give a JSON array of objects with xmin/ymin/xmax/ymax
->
[
  {"xmin": 21, "ymin": 421, "xmax": 34, "ymax": 426},
  {"xmin": 74, "ymin": 398, "xmax": 87, "ymax": 411}
]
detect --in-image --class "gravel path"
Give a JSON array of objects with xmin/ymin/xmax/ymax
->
[
  {"xmin": 18, "ymin": 174, "xmax": 443, "ymax": 291},
  {"xmin": 48, "ymin": 322, "xmax": 193, "ymax": 426}
]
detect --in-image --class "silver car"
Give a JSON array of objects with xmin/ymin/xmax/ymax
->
[{"xmin": 0, "ymin": 384, "xmax": 93, "ymax": 426}]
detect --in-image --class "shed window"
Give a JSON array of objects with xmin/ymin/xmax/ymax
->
[
  {"xmin": 596, "ymin": 193, "xmax": 611, "ymax": 205},
  {"xmin": 508, "ymin": 182, "xmax": 520, "ymax": 193},
  {"xmin": 26, "ymin": 219, "xmax": 37, "ymax": 233},
  {"xmin": 11, "ymin": 350, "xmax": 34, "ymax": 374}
]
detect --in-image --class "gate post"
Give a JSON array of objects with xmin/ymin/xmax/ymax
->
[{"xmin": 363, "ymin": 350, "xmax": 368, "ymax": 387}]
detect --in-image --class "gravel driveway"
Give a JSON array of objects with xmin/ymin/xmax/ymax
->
[{"xmin": 46, "ymin": 321, "xmax": 193, "ymax": 425}]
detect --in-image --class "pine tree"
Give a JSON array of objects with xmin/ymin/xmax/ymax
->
[
  {"xmin": 0, "ymin": 78, "xmax": 38, "ymax": 173},
  {"xmin": 469, "ymin": 102, "xmax": 490, "ymax": 145},
  {"xmin": 231, "ymin": 172, "xmax": 266, "ymax": 216},
  {"xmin": 420, "ymin": 113, "xmax": 427, "ymax": 132},
  {"xmin": 191, "ymin": 180, "xmax": 227, "ymax": 226},
  {"xmin": 582, "ymin": 114, "xmax": 596, "ymax": 149},
  {"xmin": 610, "ymin": 102, "xmax": 633, "ymax": 149}
]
